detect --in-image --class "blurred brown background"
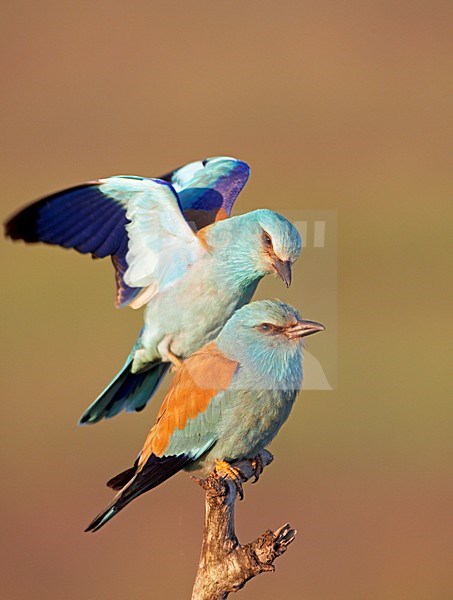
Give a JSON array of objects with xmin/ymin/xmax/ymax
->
[{"xmin": 1, "ymin": 2, "xmax": 451, "ymax": 599}]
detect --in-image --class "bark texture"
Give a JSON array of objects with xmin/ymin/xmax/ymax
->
[{"xmin": 191, "ymin": 450, "xmax": 297, "ymax": 599}]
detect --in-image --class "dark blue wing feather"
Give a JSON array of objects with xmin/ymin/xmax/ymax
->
[
  {"xmin": 5, "ymin": 181, "xmax": 137, "ymax": 305},
  {"xmin": 162, "ymin": 157, "xmax": 250, "ymax": 217},
  {"xmin": 5, "ymin": 183, "xmax": 127, "ymax": 258}
]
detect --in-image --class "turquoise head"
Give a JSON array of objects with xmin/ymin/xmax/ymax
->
[
  {"xmin": 217, "ymin": 300, "xmax": 325, "ymax": 390},
  {"xmin": 243, "ymin": 209, "xmax": 302, "ymax": 286},
  {"xmin": 208, "ymin": 209, "xmax": 302, "ymax": 287}
]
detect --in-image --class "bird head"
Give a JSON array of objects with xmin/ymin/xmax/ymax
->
[
  {"xmin": 217, "ymin": 300, "xmax": 325, "ymax": 387},
  {"xmin": 222, "ymin": 299, "xmax": 324, "ymax": 345},
  {"xmin": 243, "ymin": 210, "xmax": 302, "ymax": 287}
]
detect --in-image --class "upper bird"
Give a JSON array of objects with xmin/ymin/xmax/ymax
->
[
  {"xmin": 85, "ymin": 300, "xmax": 325, "ymax": 532},
  {"xmin": 4, "ymin": 157, "xmax": 302, "ymax": 424}
]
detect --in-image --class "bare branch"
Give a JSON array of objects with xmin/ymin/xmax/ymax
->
[{"xmin": 191, "ymin": 450, "xmax": 297, "ymax": 600}]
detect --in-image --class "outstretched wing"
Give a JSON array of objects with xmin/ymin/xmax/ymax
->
[{"xmin": 5, "ymin": 157, "xmax": 250, "ymax": 307}]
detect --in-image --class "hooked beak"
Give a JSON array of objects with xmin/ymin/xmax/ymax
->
[
  {"xmin": 284, "ymin": 319, "xmax": 326, "ymax": 339},
  {"xmin": 272, "ymin": 258, "xmax": 292, "ymax": 287}
]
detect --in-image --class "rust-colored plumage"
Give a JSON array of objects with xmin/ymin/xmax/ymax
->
[
  {"xmin": 183, "ymin": 206, "xmax": 229, "ymax": 230},
  {"xmin": 139, "ymin": 342, "xmax": 238, "ymax": 464}
]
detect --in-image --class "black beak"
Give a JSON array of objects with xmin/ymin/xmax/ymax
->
[
  {"xmin": 285, "ymin": 319, "xmax": 326, "ymax": 339},
  {"xmin": 272, "ymin": 258, "xmax": 292, "ymax": 287}
]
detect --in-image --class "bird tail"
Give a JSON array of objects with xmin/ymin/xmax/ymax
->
[
  {"xmin": 79, "ymin": 358, "xmax": 169, "ymax": 425},
  {"xmin": 85, "ymin": 453, "xmax": 192, "ymax": 532}
]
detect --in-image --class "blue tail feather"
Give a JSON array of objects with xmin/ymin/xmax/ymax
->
[{"xmin": 79, "ymin": 360, "xmax": 169, "ymax": 425}]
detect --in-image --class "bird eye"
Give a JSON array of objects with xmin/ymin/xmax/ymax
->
[
  {"xmin": 262, "ymin": 231, "xmax": 273, "ymax": 247},
  {"xmin": 258, "ymin": 323, "xmax": 274, "ymax": 333}
]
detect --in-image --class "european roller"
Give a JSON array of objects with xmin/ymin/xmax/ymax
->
[
  {"xmin": 5, "ymin": 158, "xmax": 302, "ymax": 424},
  {"xmin": 85, "ymin": 300, "xmax": 325, "ymax": 532}
]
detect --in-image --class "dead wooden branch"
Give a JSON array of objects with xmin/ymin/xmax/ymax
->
[{"xmin": 191, "ymin": 450, "xmax": 297, "ymax": 600}]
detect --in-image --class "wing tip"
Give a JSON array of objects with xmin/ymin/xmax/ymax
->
[
  {"xmin": 85, "ymin": 506, "xmax": 118, "ymax": 533},
  {"xmin": 4, "ymin": 182, "xmax": 103, "ymax": 244},
  {"xmin": 4, "ymin": 205, "xmax": 40, "ymax": 242},
  {"xmin": 78, "ymin": 412, "xmax": 97, "ymax": 426}
]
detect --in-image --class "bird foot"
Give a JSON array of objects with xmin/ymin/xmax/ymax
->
[
  {"xmin": 157, "ymin": 335, "xmax": 183, "ymax": 370},
  {"xmin": 214, "ymin": 460, "xmax": 246, "ymax": 500},
  {"xmin": 192, "ymin": 451, "xmax": 274, "ymax": 500},
  {"xmin": 167, "ymin": 349, "xmax": 183, "ymax": 371},
  {"xmin": 250, "ymin": 452, "xmax": 266, "ymax": 483}
]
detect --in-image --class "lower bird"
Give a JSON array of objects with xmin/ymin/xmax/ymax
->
[{"xmin": 85, "ymin": 300, "xmax": 325, "ymax": 532}]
